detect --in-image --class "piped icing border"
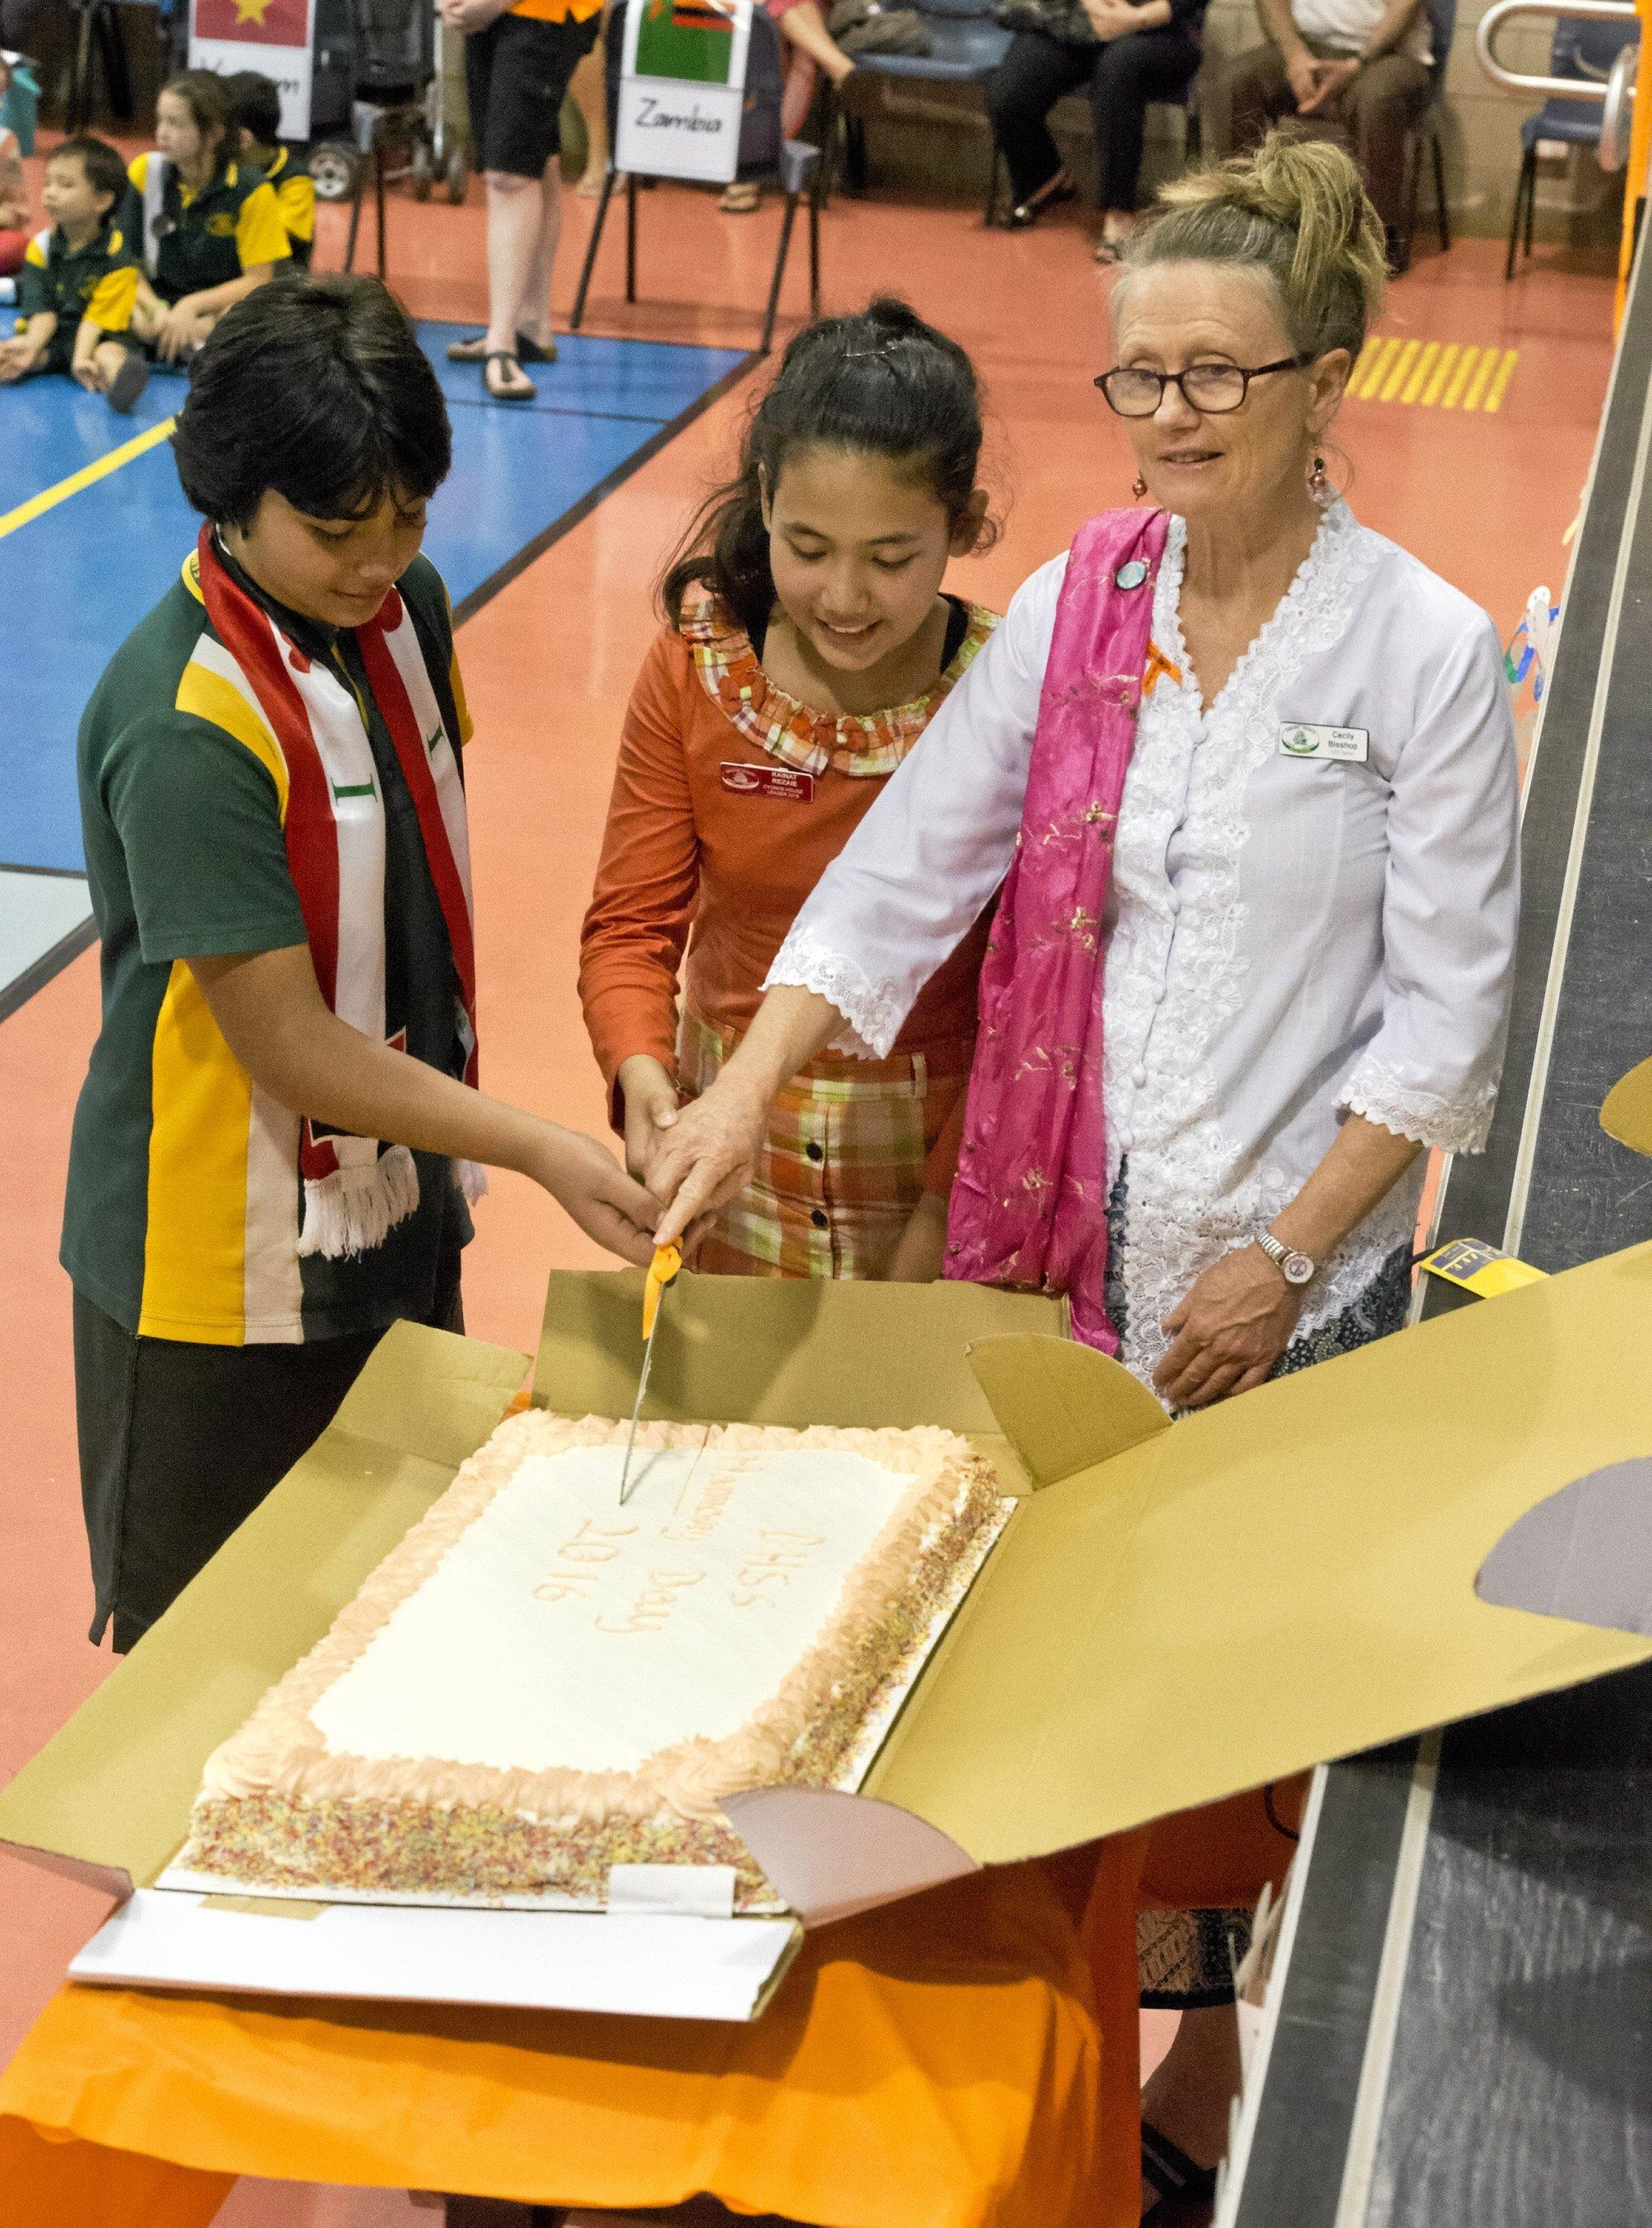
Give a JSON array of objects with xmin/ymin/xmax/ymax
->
[{"xmin": 179, "ymin": 1413, "xmax": 1007, "ymax": 1904}]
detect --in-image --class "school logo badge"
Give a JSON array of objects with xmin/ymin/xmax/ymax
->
[
  {"xmin": 1281, "ymin": 726, "xmax": 1317, "ymax": 755},
  {"xmin": 206, "ymin": 211, "xmax": 237, "ymax": 237}
]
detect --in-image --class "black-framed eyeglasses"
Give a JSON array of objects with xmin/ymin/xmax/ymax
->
[{"xmin": 1093, "ymin": 356, "xmax": 1312, "ymax": 418}]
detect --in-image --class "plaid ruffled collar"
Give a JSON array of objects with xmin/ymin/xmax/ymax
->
[{"xmin": 682, "ymin": 590, "xmax": 996, "ymax": 778}]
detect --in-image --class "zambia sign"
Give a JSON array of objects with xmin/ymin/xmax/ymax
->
[{"xmin": 616, "ymin": 0, "xmax": 753, "ymax": 186}]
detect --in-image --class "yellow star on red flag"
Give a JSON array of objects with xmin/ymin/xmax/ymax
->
[{"xmin": 233, "ymin": 0, "xmax": 274, "ymax": 23}]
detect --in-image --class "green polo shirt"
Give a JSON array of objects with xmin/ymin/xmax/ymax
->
[
  {"xmin": 123, "ymin": 153, "xmax": 290, "ymax": 304},
  {"xmin": 16, "ymin": 219, "xmax": 138, "ymax": 369},
  {"xmin": 62, "ymin": 545, "xmax": 477, "ymax": 1346}
]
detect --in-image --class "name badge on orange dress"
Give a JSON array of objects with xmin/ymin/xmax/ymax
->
[{"xmin": 720, "ymin": 762, "xmax": 816, "ymax": 802}]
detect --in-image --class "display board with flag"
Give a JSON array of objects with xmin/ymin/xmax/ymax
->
[
  {"xmin": 616, "ymin": 0, "xmax": 753, "ymax": 185},
  {"xmin": 190, "ymin": 0, "xmax": 317, "ymax": 140}
]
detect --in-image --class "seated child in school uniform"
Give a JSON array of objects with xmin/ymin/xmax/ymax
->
[
  {"xmin": 0, "ymin": 135, "xmax": 148, "ymax": 411},
  {"xmin": 227, "ymin": 69, "xmax": 315, "ymax": 269},
  {"xmin": 0, "ymin": 53, "xmax": 29, "ymax": 278},
  {"xmin": 126, "ymin": 69, "xmax": 290, "ymax": 365}
]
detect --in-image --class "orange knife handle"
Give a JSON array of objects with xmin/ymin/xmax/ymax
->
[{"xmin": 640, "ymin": 1243, "xmax": 682, "ymax": 1341}]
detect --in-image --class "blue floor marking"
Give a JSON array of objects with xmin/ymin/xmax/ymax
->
[{"xmin": 0, "ymin": 324, "xmax": 748, "ymax": 874}]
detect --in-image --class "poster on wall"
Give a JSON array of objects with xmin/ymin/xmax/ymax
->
[
  {"xmin": 615, "ymin": 0, "xmax": 753, "ymax": 187},
  {"xmin": 190, "ymin": 0, "xmax": 316, "ymax": 141}
]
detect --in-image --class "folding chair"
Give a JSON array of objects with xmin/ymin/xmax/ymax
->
[{"xmin": 570, "ymin": 2, "xmax": 823, "ymax": 353}]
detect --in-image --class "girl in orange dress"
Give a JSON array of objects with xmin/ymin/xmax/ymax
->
[{"xmin": 581, "ymin": 296, "xmax": 998, "ymax": 1281}]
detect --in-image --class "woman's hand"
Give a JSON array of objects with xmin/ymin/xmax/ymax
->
[
  {"xmin": 528, "ymin": 1126, "xmax": 661, "ymax": 1268},
  {"xmin": 1083, "ymin": 0, "xmax": 1140, "ymax": 36},
  {"xmin": 1153, "ymin": 1245, "xmax": 1304, "ymax": 1408},
  {"xmin": 884, "ymin": 1192, "xmax": 949, "ymax": 1283},
  {"xmin": 649, "ymin": 1073, "xmax": 769, "ymax": 1248},
  {"xmin": 617, "ymin": 1054, "xmax": 682, "ymax": 1187}
]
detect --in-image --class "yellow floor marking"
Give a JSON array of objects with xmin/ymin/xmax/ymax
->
[
  {"xmin": 1399, "ymin": 340, "xmax": 1441, "ymax": 406},
  {"xmin": 0, "ymin": 415, "xmax": 177, "ymax": 542},
  {"xmin": 1460, "ymin": 348, "xmax": 1499, "ymax": 411},
  {"xmin": 1441, "ymin": 347, "xmax": 1481, "ymax": 409},
  {"xmin": 1352, "ymin": 337, "xmax": 1383, "ymax": 390},
  {"xmin": 1379, "ymin": 339, "xmax": 1422, "ymax": 403},
  {"xmin": 1482, "ymin": 348, "xmax": 1520, "ymax": 413},
  {"xmin": 1356, "ymin": 336, "xmax": 1402, "ymax": 400},
  {"xmin": 1420, "ymin": 343, "xmax": 1460, "ymax": 407}
]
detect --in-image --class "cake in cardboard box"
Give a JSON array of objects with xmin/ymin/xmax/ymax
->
[{"xmin": 175, "ymin": 1409, "xmax": 1010, "ymax": 1909}]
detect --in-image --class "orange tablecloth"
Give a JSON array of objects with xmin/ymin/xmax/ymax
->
[{"xmin": 0, "ymin": 1791, "xmax": 1301, "ymax": 2228}]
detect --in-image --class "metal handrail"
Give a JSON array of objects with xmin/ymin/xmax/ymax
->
[
  {"xmin": 1598, "ymin": 37, "xmax": 1638, "ymax": 165},
  {"xmin": 1475, "ymin": 0, "xmax": 1637, "ymax": 102}
]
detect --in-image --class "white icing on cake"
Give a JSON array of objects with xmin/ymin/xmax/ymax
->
[{"xmin": 308, "ymin": 1443, "xmax": 916, "ymax": 1776}]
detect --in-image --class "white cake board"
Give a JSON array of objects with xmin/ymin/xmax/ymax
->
[{"xmin": 70, "ymin": 1890, "xmax": 799, "ymax": 2021}]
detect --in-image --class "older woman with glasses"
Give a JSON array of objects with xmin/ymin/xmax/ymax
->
[
  {"xmin": 646, "ymin": 130, "xmax": 1519, "ymax": 2204},
  {"xmin": 652, "ymin": 128, "xmax": 1517, "ymax": 1407}
]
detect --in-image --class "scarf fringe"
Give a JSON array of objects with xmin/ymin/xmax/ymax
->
[
  {"xmin": 456, "ymin": 1158, "xmax": 490, "ymax": 1206},
  {"xmin": 298, "ymin": 1144, "xmax": 421, "ymax": 1260}
]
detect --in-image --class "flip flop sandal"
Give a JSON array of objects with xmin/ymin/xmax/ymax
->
[
  {"xmin": 483, "ymin": 351, "xmax": 536, "ymax": 403},
  {"xmin": 720, "ymin": 180, "xmax": 761, "ymax": 213},
  {"xmin": 105, "ymin": 350, "xmax": 149, "ymax": 415},
  {"xmin": 1141, "ymin": 2122, "xmax": 1220, "ymax": 2224},
  {"xmin": 448, "ymin": 330, "xmax": 557, "ymax": 365},
  {"xmin": 1006, "ymin": 169, "xmax": 1075, "ymax": 229}
]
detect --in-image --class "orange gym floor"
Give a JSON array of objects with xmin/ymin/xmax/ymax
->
[{"xmin": 0, "ymin": 137, "xmax": 1621, "ymax": 2225}]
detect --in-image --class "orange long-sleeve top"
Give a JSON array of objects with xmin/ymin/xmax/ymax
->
[{"xmin": 579, "ymin": 595, "xmax": 999, "ymax": 1095}]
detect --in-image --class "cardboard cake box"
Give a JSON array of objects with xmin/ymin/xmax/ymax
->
[{"xmin": 4, "ymin": 1253, "xmax": 1652, "ymax": 2024}]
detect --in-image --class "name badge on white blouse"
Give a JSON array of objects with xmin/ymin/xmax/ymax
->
[{"xmin": 1279, "ymin": 722, "xmax": 1370, "ymax": 765}]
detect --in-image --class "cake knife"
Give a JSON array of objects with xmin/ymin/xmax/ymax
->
[{"xmin": 619, "ymin": 1242, "xmax": 682, "ymax": 1507}]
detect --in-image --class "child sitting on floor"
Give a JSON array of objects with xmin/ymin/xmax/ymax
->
[
  {"xmin": 0, "ymin": 53, "xmax": 30, "ymax": 278},
  {"xmin": 226, "ymin": 69, "xmax": 315, "ymax": 269},
  {"xmin": 0, "ymin": 135, "xmax": 148, "ymax": 411}
]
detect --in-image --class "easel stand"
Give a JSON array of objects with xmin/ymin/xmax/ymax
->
[{"xmin": 569, "ymin": 144, "xmax": 822, "ymax": 354}]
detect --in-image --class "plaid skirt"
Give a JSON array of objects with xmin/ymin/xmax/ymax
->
[{"xmin": 677, "ymin": 1009, "xmax": 972, "ymax": 1279}]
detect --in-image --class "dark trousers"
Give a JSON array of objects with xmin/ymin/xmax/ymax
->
[
  {"xmin": 985, "ymin": 25, "xmax": 1202, "ymax": 213},
  {"xmin": 1227, "ymin": 43, "xmax": 1431, "ymax": 231},
  {"xmin": 73, "ymin": 1261, "xmax": 463, "ymax": 1653}
]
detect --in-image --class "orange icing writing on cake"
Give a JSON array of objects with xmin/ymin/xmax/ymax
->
[
  {"xmin": 732, "ymin": 1528, "xmax": 828, "ymax": 1609},
  {"xmin": 595, "ymin": 1567, "xmax": 706, "ymax": 1636},
  {"xmin": 532, "ymin": 1517, "xmax": 639, "ymax": 1605},
  {"xmin": 659, "ymin": 1470, "xmax": 736, "ymax": 1545}
]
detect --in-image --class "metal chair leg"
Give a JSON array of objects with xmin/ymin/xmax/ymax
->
[
  {"xmin": 344, "ymin": 149, "xmax": 367, "ymax": 272},
  {"xmin": 1505, "ymin": 148, "xmax": 1525, "ymax": 278},
  {"xmin": 984, "ymin": 142, "xmax": 1002, "ymax": 227},
  {"xmin": 762, "ymin": 191, "xmax": 801, "ymax": 353},
  {"xmin": 808, "ymin": 184, "xmax": 821, "ymax": 319},
  {"xmin": 1525, "ymin": 147, "xmax": 1537, "ymax": 256},
  {"xmin": 625, "ymin": 170, "xmax": 639, "ymax": 304},
  {"xmin": 374, "ymin": 131, "xmax": 388, "ymax": 278},
  {"xmin": 1431, "ymin": 126, "xmax": 1450, "ymax": 249},
  {"xmin": 569, "ymin": 165, "xmax": 616, "ymax": 331}
]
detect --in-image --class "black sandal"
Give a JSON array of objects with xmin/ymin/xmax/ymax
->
[
  {"xmin": 482, "ymin": 350, "xmax": 536, "ymax": 403},
  {"xmin": 1141, "ymin": 2121, "xmax": 1220, "ymax": 2223},
  {"xmin": 447, "ymin": 329, "xmax": 557, "ymax": 364},
  {"xmin": 1006, "ymin": 167, "xmax": 1075, "ymax": 229}
]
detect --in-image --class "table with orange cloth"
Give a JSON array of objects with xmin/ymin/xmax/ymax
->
[{"xmin": 0, "ymin": 1787, "xmax": 1300, "ymax": 2228}]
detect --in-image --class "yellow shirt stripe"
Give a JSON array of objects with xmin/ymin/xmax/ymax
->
[
  {"xmin": 86, "ymin": 264, "xmax": 139, "ymax": 334},
  {"xmin": 236, "ymin": 180, "xmax": 292, "ymax": 270},
  {"xmin": 175, "ymin": 659, "xmax": 291, "ymax": 818},
  {"xmin": 139, "ymin": 960, "xmax": 252, "ymax": 1343},
  {"xmin": 276, "ymin": 171, "xmax": 316, "ymax": 246}
]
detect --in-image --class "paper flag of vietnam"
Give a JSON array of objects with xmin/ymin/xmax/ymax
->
[{"xmin": 193, "ymin": 0, "xmax": 309, "ymax": 44}]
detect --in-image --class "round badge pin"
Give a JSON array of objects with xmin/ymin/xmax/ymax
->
[{"xmin": 1115, "ymin": 560, "xmax": 1149, "ymax": 591}]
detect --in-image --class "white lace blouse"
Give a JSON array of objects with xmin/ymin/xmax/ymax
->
[{"xmin": 767, "ymin": 503, "xmax": 1521, "ymax": 1383}]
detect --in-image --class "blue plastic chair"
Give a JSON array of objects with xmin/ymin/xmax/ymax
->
[
  {"xmin": 836, "ymin": 0, "xmax": 1013, "ymax": 211},
  {"xmin": 1399, "ymin": 0, "xmax": 1455, "ymax": 264},
  {"xmin": 1505, "ymin": 15, "xmax": 1637, "ymax": 277}
]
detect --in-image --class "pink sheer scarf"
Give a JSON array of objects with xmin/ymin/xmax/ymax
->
[{"xmin": 945, "ymin": 507, "xmax": 1170, "ymax": 1353}]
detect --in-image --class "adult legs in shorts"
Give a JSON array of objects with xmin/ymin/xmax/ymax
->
[{"xmin": 461, "ymin": 13, "xmax": 600, "ymax": 398}]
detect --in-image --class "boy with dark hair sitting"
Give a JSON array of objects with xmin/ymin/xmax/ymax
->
[
  {"xmin": 0, "ymin": 134, "xmax": 148, "ymax": 410},
  {"xmin": 227, "ymin": 69, "xmax": 315, "ymax": 269}
]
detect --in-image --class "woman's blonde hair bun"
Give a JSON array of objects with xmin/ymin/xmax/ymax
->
[{"xmin": 1120, "ymin": 132, "xmax": 1387, "ymax": 365}]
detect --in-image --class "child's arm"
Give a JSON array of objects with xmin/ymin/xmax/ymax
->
[
  {"xmin": 190, "ymin": 943, "xmax": 661, "ymax": 1264},
  {"xmin": 0, "ymin": 311, "xmax": 56, "ymax": 381}
]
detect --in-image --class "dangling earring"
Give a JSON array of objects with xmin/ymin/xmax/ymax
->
[
  {"xmin": 1133, "ymin": 473, "xmax": 1148, "ymax": 501},
  {"xmin": 1309, "ymin": 453, "xmax": 1330, "ymax": 504}
]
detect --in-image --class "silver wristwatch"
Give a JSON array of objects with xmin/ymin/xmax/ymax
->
[{"xmin": 1257, "ymin": 1230, "xmax": 1316, "ymax": 1287}]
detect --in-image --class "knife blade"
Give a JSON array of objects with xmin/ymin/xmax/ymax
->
[{"xmin": 619, "ymin": 1243, "xmax": 682, "ymax": 1507}]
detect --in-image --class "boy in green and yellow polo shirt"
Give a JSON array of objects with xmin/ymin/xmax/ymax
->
[
  {"xmin": 66, "ymin": 271, "xmax": 657, "ymax": 1651},
  {"xmin": 0, "ymin": 136, "xmax": 148, "ymax": 411},
  {"xmin": 126, "ymin": 70, "xmax": 289, "ymax": 365},
  {"xmin": 227, "ymin": 70, "xmax": 316, "ymax": 269}
]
